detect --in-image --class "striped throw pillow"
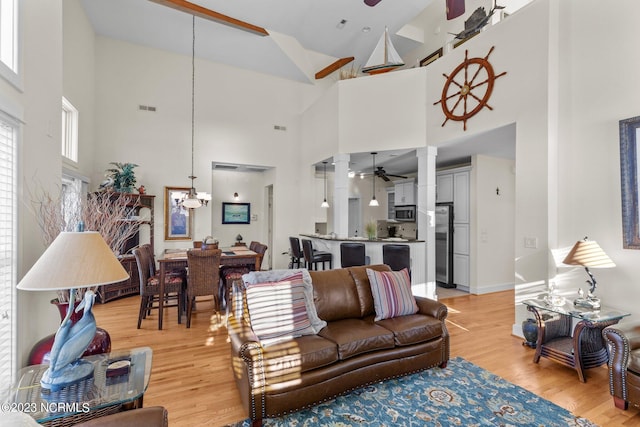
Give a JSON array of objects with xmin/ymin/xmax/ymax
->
[
  {"xmin": 245, "ymin": 271, "xmax": 316, "ymax": 346},
  {"xmin": 366, "ymin": 268, "xmax": 418, "ymax": 321}
]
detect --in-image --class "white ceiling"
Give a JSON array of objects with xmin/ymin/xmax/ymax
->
[
  {"xmin": 79, "ymin": 0, "xmax": 516, "ymax": 175},
  {"xmin": 81, "ymin": 0, "xmax": 434, "ymax": 84}
]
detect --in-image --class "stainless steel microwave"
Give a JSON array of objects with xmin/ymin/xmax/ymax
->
[{"xmin": 395, "ymin": 205, "xmax": 416, "ymax": 222}]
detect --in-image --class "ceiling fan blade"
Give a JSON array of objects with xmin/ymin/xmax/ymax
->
[
  {"xmin": 387, "ymin": 174, "xmax": 408, "ymax": 179},
  {"xmin": 380, "ymin": 175, "xmax": 391, "ymax": 182}
]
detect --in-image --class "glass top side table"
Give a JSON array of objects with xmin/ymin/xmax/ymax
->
[
  {"xmin": 10, "ymin": 346, "xmax": 152, "ymax": 426},
  {"xmin": 523, "ymin": 299, "xmax": 629, "ymax": 382}
]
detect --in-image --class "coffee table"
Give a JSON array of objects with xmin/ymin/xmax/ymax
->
[
  {"xmin": 9, "ymin": 347, "xmax": 152, "ymax": 426},
  {"xmin": 523, "ymin": 299, "xmax": 629, "ymax": 382}
]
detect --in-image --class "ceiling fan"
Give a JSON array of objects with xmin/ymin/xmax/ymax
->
[{"xmin": 373, "ymin": 166, "xmax": 408, "ymax": 182}]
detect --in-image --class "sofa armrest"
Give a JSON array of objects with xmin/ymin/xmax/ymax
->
[
  {"xmin": 72, "ymin": 407, "xmax": 168, "ymax": 427},
  {"xmin": 415, "ymin": 296, "xmax": 448, "ymax": 321},
  {"xmin": 603, "ymin": 322, "xmax": 640, "ymax": 403}
]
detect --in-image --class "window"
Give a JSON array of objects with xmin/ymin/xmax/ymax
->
[
  {"xmin": 61, "ymin": 172, "xmax": 87, "ymax": 229},
  {"xmin": 61, "ymin": 97, "xmax": 78, "ymax": 162},
  {"xmin": 0, "ymin": 0, "xmax": 20, "ymax": 88},
  {"xmin": 0, "ymin": 110, "xmax": 17, "ymax": 396}
]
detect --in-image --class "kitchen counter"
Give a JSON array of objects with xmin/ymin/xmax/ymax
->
[
  {"xmin": 300, "ymin": 234, "xmax": 425, "ymax": 286},
  {"xmin": 300, "ymin": 234, "xmax": 424, "ymax": 243}
]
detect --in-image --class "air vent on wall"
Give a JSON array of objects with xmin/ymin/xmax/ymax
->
[
  {"xmin": 213, "ymin": 164, "xmax": 239, "ymax": 170},
  {"xmin": 273, "ymin": 125, "xmax": 287, "ymax": 131},
  {"xmin": 138, "ymin": 105, "xmax": 156, "ymax": 112}
]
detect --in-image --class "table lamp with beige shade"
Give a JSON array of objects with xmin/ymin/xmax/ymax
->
[
  {"xmin": 17, "ymin": 231, "xmax": 129, "ymax": 391},
  {"xmin": 562, "ymin": 236, "xmax": 616, "ymax": 310}
]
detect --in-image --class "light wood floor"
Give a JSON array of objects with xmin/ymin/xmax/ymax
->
[{"xmin": 92, "ymin": 290, "xmax": 640, "ymax": 426}]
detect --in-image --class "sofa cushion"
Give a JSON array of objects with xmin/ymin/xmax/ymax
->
[
  {"xmin": 318, "ymin": 318, "xmax": 395, "ymax": 360},
  {"xmin": 310, "ymin": 268, "xmax": 362, "ymax": 322},
  {"xmin": 376, "ymin": 313, "xmax": 443, "ymax": 346},
  {"xmin": 243, "ymin": 269, "xmax": 327, "ymax": 333},
  {"xmin": 366, "ymin": 268, "xmax": 418, "ymax": 321},
  {"xmin": 348, "ymin": 264, "xmax": 391, "ymax": 317},
  {"xmin": 245, "ymin": 271, "xmax": 326, "ymax": 346},
  {"xmin": 262, "ymin": 335, "xmax": 339, "ymax": 380}
]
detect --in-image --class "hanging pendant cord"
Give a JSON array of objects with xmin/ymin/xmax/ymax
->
[{"xmin": 190, "ymin": 15, "xmax": 196, "ymax": 188}]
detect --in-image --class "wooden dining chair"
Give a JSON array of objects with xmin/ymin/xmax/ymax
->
[
  {"xmin": 186, "ymin": 249, "xmax": 222, "ymax": 328},
  {"xmin": 133, "ymin": 247, "xmax": 184, "ymax": 329}
]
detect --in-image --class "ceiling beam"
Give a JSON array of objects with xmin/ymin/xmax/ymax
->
[
  {"xmin": 149, "ymin": 0, "xmax": 269, "ymax": 36},
  {"xmin": 315, "ymin": 57, "xmax": 355, "ymax": 80}
]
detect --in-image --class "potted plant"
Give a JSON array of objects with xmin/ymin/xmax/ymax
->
[{"xmin": 106, "ymin": 162, "xmax": 138, "ymax": 193}]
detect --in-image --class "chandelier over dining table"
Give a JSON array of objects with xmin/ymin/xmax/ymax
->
[{"xmin": 174, "ymin": 15, "xmax": 211, "ymax": 209}]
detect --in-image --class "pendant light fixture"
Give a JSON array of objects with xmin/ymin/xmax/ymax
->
[
  {"xmin": 174, "ymin": 16, "xmax": 211, "ymax": 209},
  {"xmin": 369, "ymin": 152, "xmax": 379, "ymax": 207},
  {"xmin": 321, "ymin": 161, "xmax": 330, "ymax": 208}
]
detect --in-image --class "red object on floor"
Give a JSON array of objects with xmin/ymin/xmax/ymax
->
[
  {"xmin": 446, "ymin": 0, "xmax": 465, "ymax": 20},
  {"xmin": 28, "ymin": 299, "xmax": 111, "ymax": 366}
]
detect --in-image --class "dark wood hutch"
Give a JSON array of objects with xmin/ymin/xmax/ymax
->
[{"xmin": 96, "ymin": 193, "xmax": 155, "ymax": 303}]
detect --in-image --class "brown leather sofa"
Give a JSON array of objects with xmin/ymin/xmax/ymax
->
[
  {"xmin": 228, "ymin": 264, "xmax": 449, "ymax": 426},
  {"xmin": 603, "ymin": 323, "xmax": 640, "ymax": 410}
]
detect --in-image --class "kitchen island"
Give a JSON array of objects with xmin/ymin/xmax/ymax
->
[{"xmin": 300, "ymin": 234, "xmax": 426, "ymax": 287}]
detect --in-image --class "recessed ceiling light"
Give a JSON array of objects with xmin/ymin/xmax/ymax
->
[
  {"xmin": 336, "ymin": 19, "xmax": 347, "ymax": 29},
  {"xmin": 362, "ymin": 26, "xmax": 371, "ymax": 33}
]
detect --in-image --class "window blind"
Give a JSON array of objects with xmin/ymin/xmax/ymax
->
[{"xmin": 0, "ymin": 115, "xmax": 17, "ymax": 394}]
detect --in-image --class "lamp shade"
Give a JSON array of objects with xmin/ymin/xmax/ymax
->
[
  {"xmin": 17, "ymin": 231, "xmax": 129, "ymax": 291},
  {"xmin": 562, "ymin": 239, "xmax": 616, "ymax": 268}
]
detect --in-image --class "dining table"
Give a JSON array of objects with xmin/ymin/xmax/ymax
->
[{"xmin": 155, "ymin": 247, "xmax": 260, "ymax": 330}]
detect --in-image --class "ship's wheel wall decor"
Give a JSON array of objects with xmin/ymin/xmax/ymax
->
[{"xmin": 434, "ymin": 46, "xmax": 506, "ymax": 131}]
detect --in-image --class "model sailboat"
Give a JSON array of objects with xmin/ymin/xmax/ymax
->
[{"xmin": 362, "ymin": 27, "xmax": 405, "ymax": 75}]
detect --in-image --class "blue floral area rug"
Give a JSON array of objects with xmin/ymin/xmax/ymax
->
[{"xmin": 229, "ymin": 357, "xmax": 597, "ymax": 426}]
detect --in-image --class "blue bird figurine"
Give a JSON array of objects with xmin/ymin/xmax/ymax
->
[{"xmin": 41, "ymin": 290, "xmax": 98, "ymax": 391}]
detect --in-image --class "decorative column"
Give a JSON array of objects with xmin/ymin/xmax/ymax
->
[
  {"xmin": 332, "ymin": 153, "xmax": 350, "ymax": 238},
  {"xmin": 416, "ymin": 146, "xmax": 437, "ymax": 297}
]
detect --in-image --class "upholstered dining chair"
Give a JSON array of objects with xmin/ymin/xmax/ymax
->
[
  {"xmin": 289, "ymin": 236, "xmax": 304, "ymax": 268},
  {"xmin": 301, "ymin": 239, "xmax": 332, "ymax": 270},
  {"xmin": 382, "ymin": 244, "xmax": 411, "ymax": 275},
  {"xmin": 340, "ymin": 242, "xmax": 367, "ymax": 267},
  {"xmin": 186, "ymin": 248, "xmax": 222, "ymax": 327},
  {"xmin": 133, "ymin": 247, "xmax": 185, "ymax": 329}
]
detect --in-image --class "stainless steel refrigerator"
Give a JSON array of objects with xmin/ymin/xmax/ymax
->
[{"xmin": 435, "ymin": 203, "xmax": 455, "ymax": 288}]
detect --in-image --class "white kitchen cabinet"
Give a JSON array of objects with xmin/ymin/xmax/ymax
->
[
  {"xmin": 453, "ymin": 223, "xmax": 469, "ymax": 255},
  {"xmin": 386, "ymin": 188, "xmax": 395, "ymax": 220},
  {"xmin": 436, "ymin": 174, "xmax": 453, "ymax": 203},
  {"xmin": 453, "ymin": 253, "xmax": 470, "ymax": 287},
  {"xmin": 453, "ymin": 171, "xmax": 469, "ymax": 223},
  {"xmin": 394, "ymin": 180, "xmax": 416, "ymax": 205}
]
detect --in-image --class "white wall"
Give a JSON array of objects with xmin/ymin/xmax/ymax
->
[
  {"xmin": 90, "ymin": 37, "xmax": 324, "ymax": 266},
  {"xmin": 552, "ymin": 0, "xmax": 640, "ymax": 319},
  {"xmin": 471, "ymin": 155, "xmax": 515, "ymax": 294}
]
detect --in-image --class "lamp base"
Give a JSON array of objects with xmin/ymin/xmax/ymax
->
[
  {"xmin": 573, "ymin": 296, "xmax": 601, "ymax": 310},
  {"xmin": 40, "ymin": 359, "xmax": 94, "ymax": 392}
]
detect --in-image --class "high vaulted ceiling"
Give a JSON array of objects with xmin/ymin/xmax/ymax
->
[{"xmin": 81, "ymin": 0, "xmax": 434, "ymax": 84}]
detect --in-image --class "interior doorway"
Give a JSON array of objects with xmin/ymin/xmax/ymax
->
[{"xmin": 266, "ymin": 184, "xmax": 273, "ymax": 270}]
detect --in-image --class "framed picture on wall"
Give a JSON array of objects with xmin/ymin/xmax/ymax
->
[
  {"xmin": 222, "ymin": 202, "xmax": 250, "ymax": 224},
  {"xmin": 164, "ymin": 186, "xmax": 193, "ymax": 240},
  {"xmin": 420, "ymin": 48, "xmax": 443, "ymax": 67}
]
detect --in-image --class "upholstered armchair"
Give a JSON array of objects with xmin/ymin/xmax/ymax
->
[{"xmin": 603, "ymin": 323, "xmax": 640, "ymax": 410}]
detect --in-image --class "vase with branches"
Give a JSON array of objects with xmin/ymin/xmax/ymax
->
[{"xmin": 30, "ymin": 186, "xmax": 144, "ymax": 302}]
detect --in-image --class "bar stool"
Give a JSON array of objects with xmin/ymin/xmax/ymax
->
[
  {"xmin": 340, "ymin": 242, "xmax": 367, "ymax": 267},
  {"xmin": 289, "ymin": 236, "xmax": 305, "ymax": 268},
  {"xmin": 382, "ymin": 244, "xmax": 411, "ymax": 275},
  {"xmin": 301, "ymin": 239, "xmax": 332, "ymax": 270}
]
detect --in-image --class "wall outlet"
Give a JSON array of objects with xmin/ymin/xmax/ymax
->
[{"xmin": 524, "ymin": 237, "xmax": 538, "ymax": 249}]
